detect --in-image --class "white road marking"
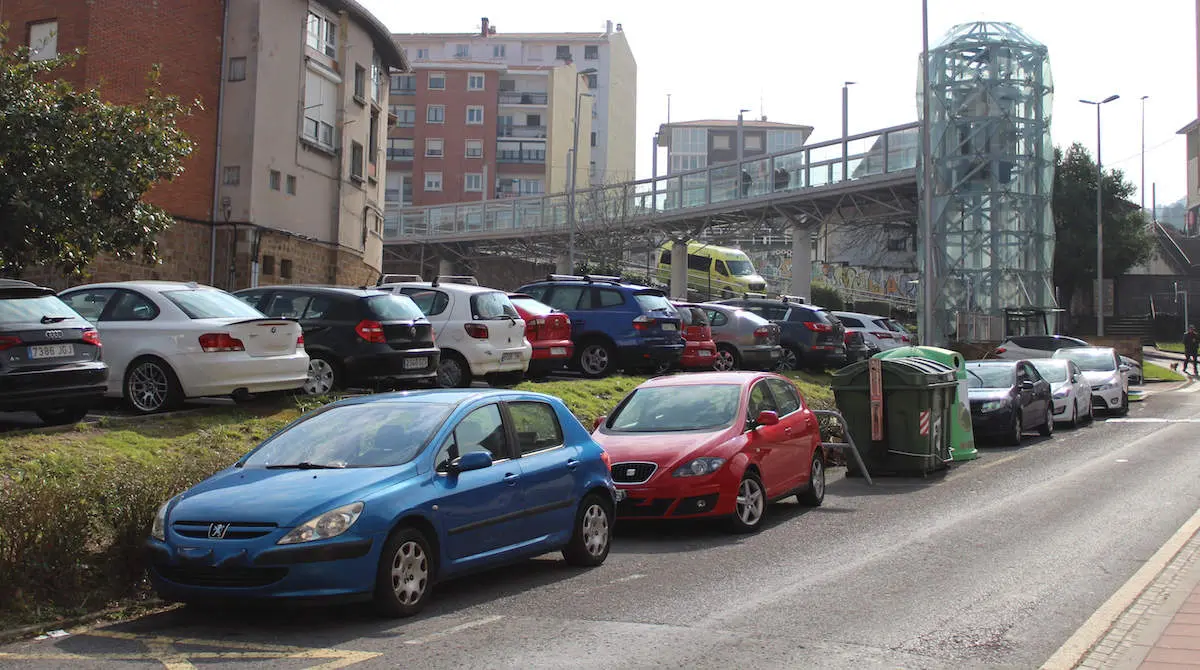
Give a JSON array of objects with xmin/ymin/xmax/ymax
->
[
  {"xmin": 1106, "ymin": 418, "xmax": 1200, "ymax": 423},
  {"xmin": 403, "ymin": 615, "xmax": 505, "ymax": 645},
  {"xmin": 1115, "ymin": 459, "xmax": 1129, "ymax": 463},
  {"xmin": 611, "ymin": 573, "xmax": 648, "ymax": 584}
]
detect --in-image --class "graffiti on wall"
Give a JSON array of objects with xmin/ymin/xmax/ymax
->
[{"xmin": 813, "ymin": 264, "xmax": 919, "ymax": 300}]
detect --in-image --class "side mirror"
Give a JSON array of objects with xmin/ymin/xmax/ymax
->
[
  {"xmin": 593, "ymin": 415, "xmax": 607, "ymax": 431},
  {"xmin": 755, "ymin": 410, "xmax": 780, "ymax": 427},
  {"xmin": 447, "ymin": 451, "xmax": 492, "ymax": 474},
  {"xmin": 1021, "ymin": 380, "xmax": 1035, "ymax": 389},
  {"xmin": 1119, "ymin": 364, "xmax": 1131, "ymax": 373}
]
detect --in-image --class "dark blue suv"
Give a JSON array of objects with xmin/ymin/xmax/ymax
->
[{"xmin": 516, "ymin": 275, "xmax": 684, "ymax": 378}]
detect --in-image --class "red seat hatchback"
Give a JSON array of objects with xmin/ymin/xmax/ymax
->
[
  {"xmin": 671, "ymin": 303, "xmax": 718, "ymax": 371},
  {"xmin": 508, "ymin": 293, "xmax": 573, "ymax": 379}
]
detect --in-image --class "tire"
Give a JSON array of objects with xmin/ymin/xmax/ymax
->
[
  {"xmin": 651, "ymin": 359, "xmax": 673, "ymax": 375},
  {"xmin": 778, "ymin": 347, "xmax": 800, "ymax": 371},
  {"xmin": 486, "ymin": 371, "xmax": 524, "ymax": 388},
  {"xmin": 1004, "ymin": 410, "xmax": 1023, "ymax": 446},
  {"xmin": 1087, "ymin": 401, "xmax": 1095, "ymax": 423},
  {"xmin": 713, "ymin": 345, "xmax": 740, "ymax": 372},
  {"xmin": 437, "ymin": 352, "xmax": 472, "ymax": 388},
  {"xmin": 35, "ymin": 406, "xmax": 90, "ymax": 426},
  {"xmin": 562, "ymin": 494, "xmax": 613, "ymax": 567},
  {"xmin": 796, "ymin": 453, "xmax": 825, "ymax": 507},
  {"xmin": 302, "ymin": 355, "xmax": 340, "ymax": 395},
  {"xmin": 124, "ymin": 357, "xmax": 183, "ymax": 414},
  {"xmin": 1068, "ymin": 402, "xmax": 1079, "ymax": 429},
  {"xmin": 726, "ymin": 471, "xmax": 767, "ymax": 534},
  {"xmin": 373, "ymin": 527, "xmax": 435, "ymax": 618},
  {"xmin": 1039, "ymin": 405, "xmax": 1054, "ymax": 437},
  {"xmin": 1116, "ymin": 392, "xmax": 1129, "ymax": 416},
  {"xmin": 577, "ymin": 341, "xmax": 616, "ymax": 379}
]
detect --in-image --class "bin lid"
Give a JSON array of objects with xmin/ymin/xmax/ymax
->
[
  {"xmin": 874, "ymin": 346, "xmax": 965, "ymax": 371},
  {"xmin": 832, "ymin": 356, "xmax": 958, "ymax": 389}
]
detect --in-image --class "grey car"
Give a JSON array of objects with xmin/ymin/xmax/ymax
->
[{"xmin": 698, "ymin": 303, "xmax": 783, "ymax": 371}]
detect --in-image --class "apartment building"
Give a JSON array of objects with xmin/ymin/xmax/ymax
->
[
  {"xmin": 393, "ymin": 17, "xmax": 635, "ymax": 190},
  {"xmin": 657, "ymin": 118, "xmax": 814, "ymax": 175},
  {"xmin": 1, "ymin": 0, "xmax": 405, "ymax": 289}
]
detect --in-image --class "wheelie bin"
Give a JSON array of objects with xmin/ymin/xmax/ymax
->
[
  {"xmin": 831, "ymin": 357, "xmax": 958, "ymax": 476},
  {"xmin": 874, "ymin": 346, "xmax": 978, "ymax": 462}
]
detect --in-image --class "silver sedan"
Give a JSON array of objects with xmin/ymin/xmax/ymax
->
[{"xmin": 699, "ymin": 303, "xmax": 784, "ymax": 371}]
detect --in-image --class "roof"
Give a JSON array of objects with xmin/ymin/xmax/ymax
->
[
  {"xmin": 380, "ymin": 281, "xmax": 502, "ymax": 295},
  {"xmin": 522, "ymin": 277, "xmax": 655, "ymax": 291},
  {"xmin": 967, "ymin": 359, "xmax": 1019, "ymax": 366},
  {"xmin": 1178, "ymin": 118, "xmax": 1200, "ymax": 135},
  {"xmin": 236, "ymin": 285, "xmax": 391, "ymax": 297},
  {"xmin": 320, "ymin": 0, "xmax": 408, "ymax": 69},
  {"xmin": 64, "ymin": 280, "xmax": 213, "ymax": 291},
  {"xmin": 640, "ymin": 371, "xmax": 769, "ymax": 387},
  {"xmin": 341, "ymin": 388, "xmax": 557, "ymax": 406},
  {"xmin": 833, "ymin": 310, "xmax": 889, "ymax": 320},
  {"xmin": 661, "ymin": 119, "xmax": 814, "ymax": 131},
  {"xmin": 393, "ymin": 31, "xmax": 615, "ymax": 41}
]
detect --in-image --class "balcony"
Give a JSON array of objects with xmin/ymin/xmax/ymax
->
[
  {"xmin": 387, "ymin": 148, "xmax": 414, "ymax": 161},
  {"xmin": 497, "ymin": 148, "xmax": 546, "ymax": 164},
  {"xmin": 498, "ymin": 91, "xmax": 548, "ymax": 106},
  {"xmin": 498, "ymin": 125, "xmax": 547, "ymax": 139}
]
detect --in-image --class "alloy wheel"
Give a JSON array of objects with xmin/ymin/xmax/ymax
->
[
  {"xmin": 778, "ymin": 349, "xmax": 798, "ymax": 371},
  {"xmin": 303, "ymin": 359, "xmax": 335, "ymax": 395},
  {"xmin": 390, "ymin": 540, "xmax": 429, "ymax": 606},
  {"xmin": 129, "ymin": 362, "xmax": 169, "ymax": 412},
  {"xmin": 580, "ymin": 345, "xmax": 610, "ymax": 376},
  {"xmin": 714, "ymin": 349, "xmax": 736, "ymax": 372},
  {"xmin": 581, "ymin": 504, "xmax": 610, "ymax": 557},
  {"xmin": 811, "ymin": 458, "xmax": 825, "ymax": 500},
  {"xmin": 736, "ymin": 477, "xmax": 765, "ymax": 527}
]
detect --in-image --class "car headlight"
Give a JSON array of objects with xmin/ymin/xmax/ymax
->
[
  {"xmin": 979, "ymin": 400, "xmax": 1007, "ymax": 413},
  {"xmin": 277, "ymin": 502, "xmax": 364, "ymax": 545},
  {"xmin": 672, "ymin": 458, "xmax": 726, "ymax": 477},
  {"xmin": 1097, "ymin": 381, "xmax": 1118, "ymax": 391},
  {"xmin": 151, "ymin": 498, "xmax": 174, "ymax": 541},
  {"xmin": 1053, "ymin": 389, "xmax": 1069, "ymax": 399}
]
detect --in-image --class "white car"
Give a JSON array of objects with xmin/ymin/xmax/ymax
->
[
  {"xmin": 994, "ymin": 335, "xmax": 1089, "ymax": 360},
  {"xmin": 377, "ymin": 280, "xmax": 531, "ymax": 387},
  {"xmin": 1052, "ymin": 346, "xmax": 1130, "ymax": 416},
  {"xmin": 832, "ymin": 311, "xmax": 908, "ymax": 353},
  {"xmin": 59, "ymin": 281, "xmax": 308, "ymax": 413},
  {"xmin": 1030, "ymin": 358, "xmax": 1093, "ymax": 428}
]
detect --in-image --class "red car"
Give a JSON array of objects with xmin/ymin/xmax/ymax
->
[
  {"xmin": 671, "ymin": 303, "xmax": 719, "ymax": 370},
  {"xmin": 508, "ymin": 293, "xmax": 573, "ymax": 378},
  {"xmin": 591, "ymin": 371, "xmax": 825, "ymax": 533}
]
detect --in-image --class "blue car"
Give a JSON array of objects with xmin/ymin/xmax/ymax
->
[{"xmin": 146, "ymin": 389, "xmax": 618, "ymax": 617}]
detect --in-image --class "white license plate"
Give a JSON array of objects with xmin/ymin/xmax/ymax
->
[
  {"xmin": 29, "ymin": 344, "xmax": 74, "ymax": 359},
  {"xmin": 699, "ymin": 350, "xmax": 712, "ymax": 357},
  {"xmin": 501, "ymin": 352, "xmax": 521, "ymax": 362},
  {"xmin": 771, "ymin": 350, "xmax": 780, "ymax": 358},
  {"xmin": 661, "ymin": 323, "xmax": 677, "ymax": 331},
  {"xmin": 403, "ymin": 357, "xmax": 428, "ymax": 370},
  {"xmin": 550, "ymin": 347, "xmax": 568, "ymax": 356}
]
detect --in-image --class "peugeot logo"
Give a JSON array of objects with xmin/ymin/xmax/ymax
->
[
  {"xmin": 43, "ymin": 330, "xmax": 63, "ymax": 339},
  {"xmin": 270, "ymin": 326, "xmax": 277, "ymax": 334},
  {"xmin": 208, "ymin": 523, "xmax": 229, "ymax": 539}
]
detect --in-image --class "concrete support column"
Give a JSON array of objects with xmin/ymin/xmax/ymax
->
[
  {"xmin": 789, "ymin": 223, "xmax": 813, "ymax": 300},
  {"xmin": 555, "ymin": 254, "xmax": 572, "ymax": 275},
  {"xmin": 670, "ymin": 239, "xmax": 689, "ymax": 299}
]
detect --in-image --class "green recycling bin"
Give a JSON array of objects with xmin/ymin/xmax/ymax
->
[
  {"xmin": 874, "ymin": 346, "xmax": 978, "ymax": 462},
  {"xmin": 832, "ymin": 357, "xmax": 958, "ymax": 476}
]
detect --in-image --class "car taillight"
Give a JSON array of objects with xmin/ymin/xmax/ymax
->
[
  {"xmin": 871, "ymin": 331, "xmax": 894, "ymax": 339},
  {"xmin": 753, "ymin": 326, "xmax": 772, "ymax": 338},
  {"xmin": 995, "ymin": 346, "xmax": 1007, "ymax": 354},
  {"xmin": 198, "ymin": 333, "xmax": 245, "ymax": 353},
  {"xmin": 0, "ymin": 335, "xmax": 22, "ymax": 351},
  {"xmin": 632, "ymin": 315, "xmax": 653, "ymax": 331},
  {"xmin": 804, "ymin": 322, "xmax": 833, "ymax": 332},
  {"xmin": 464, "ymin": 323, "xmax": 489, "ymax": 339},
  {"xmin": 355, "ymin": 320, "xmax": 387, "ymax": 343},
  {"xmin": 82, "ymin": 329, "xmax": 101, "ymax": 346},
  {"xmin": 844, "ymin": 332, "xmax": 855, "ymax": 343},
  {"xmin": 296, "ymin": 334, "xmax": 305, "ymax": 347}
]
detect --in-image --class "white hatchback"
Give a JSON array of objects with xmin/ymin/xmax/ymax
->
[
  {"xmin": 1030, "ymin": 358, "xmax": 1093, "ymax": 428},
  {"xmin": 60, "ymin": 281, "xmax": 308, "ymax": 413},
  {"xmin": 832, "ymin": 311, "xmax": 908, "ymax": 353},
  {"xmin": 1052, "ymin": 346, "xmax": 1130, "ymax": 416},
  {"xmin": 377, "ymin": 281, "xmax": 531, "ymax": 387}
]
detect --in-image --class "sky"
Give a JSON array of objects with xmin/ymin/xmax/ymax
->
[{"xmin": 360, "ymin": 0, "xmax": 1196, "ymax": 207}]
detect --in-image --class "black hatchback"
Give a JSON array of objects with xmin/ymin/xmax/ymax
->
[
  {"xmin": 234, "ymin": 286, "xmax": 439, "ymax": 393},
  {"xmin": 713, "ymin": 297, "xmax": 847, "ymax": 371},
  {"xmin": 0, "ymin": 279, "xmax": 108, "ymax": 424}
]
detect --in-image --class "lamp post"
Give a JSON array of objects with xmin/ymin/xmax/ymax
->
[
  {"xmin": 1081, "ymin": 94, "xmax": 1120, "ymax": 337},
  {"xmin": 1141, "ymin": 95, "xmax": 1149, "ymax": 214},
  {"xmin": 736, "ymin": 108, "xmax": 750, "ymax": 164},
  {"xmin": 567, "ymin": 67, "xmax": 598, "ymax": 273},
  {"xmin": 842, "ymin": 81, "xmax": 855, "ymax": 179},
  {"xmin": 919, "ymin": 0, "xmax": 936, "ymax": 346}
]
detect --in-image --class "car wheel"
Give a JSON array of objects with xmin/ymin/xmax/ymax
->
[
  {"xmin": 562, "ymin": 493, "xmax": 613, "ymax": 567},
  {"xmin": 577, "ymin": 341, "xmax": 616, "ymax": 378},
  {"xmin": 374, "ymin": 527, "xmax": 435, "ymax": 618},
  {"xmin": 1039, "ymin": 406, "xmax": 1054, "ymax": 437},
  {"xmin": 727, "ymin": 471, "xmax": 766, "ymax": 534},
  {"xmin": 35, "ymin": 406, "xmax": 90, "ymax": 426},
  {"xmin": 124, "ymin": 357, "xmax": 183, "ymax": 414},
  {"xmin": 1116, "ymin": 392, "xmax": 1129, "ymax": 416},
  {"xmin": 1004, "ymin": 410, "xmax": 1023, "ymax": 446},
  {"xmin": 778, "ymin": 347, "xmax": 800, "ymax": 371},
  {"xmin": 437, "ymin": 353, "xmax": 472, "ymax": 388},
  {"xmin": 1068, "ymin": 402, "xmax": 1079, "ymax": 429},
  {"xmin": 797, "ymin": 453, "xmax": 825, "ymax": 507},
  {"xmin": 651, "ymin": 359, "xmax": 673, "ymax": 375},
  {"xmin": 486, "ymin": 371, "xmax": 524, "ymax": 388},
  {"xmin": 713, "ymin": 345, "xmax": 739, "ymax": 372},
  {"xmin": 302, "ymin": 355, "xmax": 339, "ymax": 395}
]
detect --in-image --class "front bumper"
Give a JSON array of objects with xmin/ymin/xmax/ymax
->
[
  {"xmin": 614, "ymin": 469, "xmax": 739, "ymax": 519},
  {"xmin": 970, "ymin": 406, "xmax": 1015, "ymax": 436},
  {"xmin": 1091, "ymin": 385, "xmax": 1124, "ymax": 411}
]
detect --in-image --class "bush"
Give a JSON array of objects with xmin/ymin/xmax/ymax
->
[{"xmin": 810, "ymin": 284, "xmax": 845, "ymax": 311}]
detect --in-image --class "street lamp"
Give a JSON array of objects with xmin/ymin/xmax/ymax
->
[
  {"xmin": 1141, "ymin": 95, "xmax": 1149, "ymax": 214},
  {"xmin": 1081, "ymin": 94, "xmax": 1120, "ymax": 337},
  {"xmin": 842, "ymin": 81, "xmax": 856, "ymax": 179},
  {"xmin": 567, "ymin": 67, "xmax": 598, "ymax": 273},
  {"xmin": 736, "ymin": 108, "xmax": 751, "ymax": 164},
  {"xmin": 919, "ymin": 0, "xmax": 936, "ymax": 346}
]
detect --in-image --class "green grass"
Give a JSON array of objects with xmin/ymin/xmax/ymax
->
[
  {"xmin": 1158, "ymin": 341, "xmax": 1185, "ymax": 353},
  {"xmin": 1144, "ymin": 361, "xmax": 1188, "ymax": 382}
]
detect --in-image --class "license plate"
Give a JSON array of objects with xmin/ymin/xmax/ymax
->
[
  {"xmin": 403, "ymin": 357, "xmax": 428, "ymax": 370},
  {"xmin": 29, "ymin": 344, "xmax": 74, "ymax": 359},
  {"xmin": 501, "ymin": 352, "xmax": 521, "ymax": 362},
  {"xmin": 661, "ymin": 323, "xmax": 677, "ymax": 331},
  {"xmin": 550, "ymin": 347, "xmax": 568, "ymax": 356},
  {"xmin": 699, "ymin": 350, "xmax": 712, "ymax": 357},
  {"xmin": 771, "ymin": 350, "xmax": 780, "ymax": 358}
]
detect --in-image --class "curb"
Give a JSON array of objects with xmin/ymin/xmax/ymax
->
[
  {"xmin": 1040, "ymin": 505, "xmax": 1200, "ymax": 669},
  {"xmin": 0, "ymin": 600, "xmax": 175, "ymax": 645}
]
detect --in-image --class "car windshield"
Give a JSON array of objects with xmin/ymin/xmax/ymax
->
[
  {"xmin": 726, "ymin": 259, "xmax": 755, "ymax": 276},
  {"xmin": 365, "ymin": 295, "xmax": 425, "ymax": 321},
  {"xmin": 471, "ymin": 292, "xmax": 519, "ymax": 319},
  {"xmin": 607, "ymin": 384, "xmax": 741, "ymax": 432},
  {"xmin": 510, "ymin": 297, "xmax": 553, "ymax": 316},
  {"xmin": 0, "ymin": 295, "xmax": 80, "ymax": 324},
  {"xmin": 634, "ymin": 292, "xmax": 675, "ymax": 314},
  {"xmin": 1031, "ymin": 360, "xmax": 1069, "ymax": 383},
  {"xmin": 967, "ymin": 365, "xmax": 1015, "ymax": 389},
  {"xmin": 241, "ymin": 402, "xmax": 450, "ymax": 468},
  {"xmin": 163, "ymin": 289, "xmax": 264, "ymax": 319},
  {"xmin": 1057, "ymin": 349, "xmax": 1116, "ymax": 372}
]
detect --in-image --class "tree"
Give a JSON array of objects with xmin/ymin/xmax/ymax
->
[
  {"xmin": 0, "ymin": 26, "xmax": 195, "ymax": 277},
  {"xmin": 1053, "ymin": 142, "xmax": 1153, "ymax": 312}
]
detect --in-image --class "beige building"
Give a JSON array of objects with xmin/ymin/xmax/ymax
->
[{"xmin": 219, "ymin": 0, "xmax": 407, "ymax": 287}]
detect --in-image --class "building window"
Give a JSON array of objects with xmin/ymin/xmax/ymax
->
[
  {"xmin": 371, "ymin": 53, "xmax": 385, "ymax": 103},
  {"xmin": 424, "ymin": 172, "xmax": 443, "ymax": 192},
  {"xmin": 368, "ymin": 112, "xmax": 379, "ymax": 177},
  {"xmin": 280, "ymin": 259, "xmax": 293, "ymax": 279},
  {"xmin": 887, "ymin": 238, "xmax": 908, "ymax": 251},
  {"xmin": 228, "ymin": 57, "xmax": 247, "ymax": 82},
  {"xmin": 586, "ymin": 73, "xmax": 597, "ymax": 89},
  {"xmin": 426, "ymin": 104, "xmax": 445, "ymax": 123},
  {"xmin": 286, "ymin": 174, "xmax": 297, "ymax": 195},
  {"xmin": 353, "ymin": 64, "xmax": 367, "ymax": 101},
  {"xmin": 468, "ymin": 73, "xmax": 485, "ymax": 91},
  {"xmin": 590, "ymin": 131, "xmax": 596, "ymax": 147},
  {"xmin": 305, "ymin": 8, "xmax": 337, "ymax": 59},
  {"xmin": 28, "ymin": 21, "xmax": 58, "ymax": 62},
  {"xmin": 712, "ymin": 134, "xmax": 731, "ymax": 151},
  {"xmin": 584, "ymin": 45, "xmax": 599, "ymax": 60},
  {"xmin": 526, "ymin": 114, "xmax": 541, "ymax": 127},
  {"xmin": 527, "ymin": 45, "xmax": 543, "ymax": 61},
  {"xmin": 302, "ymin": 68, "xmax": 337, "ymax": 149},
  {"xmin": 464, "ymin": 173, "xmax": 483, "ymax": 192},
  {"xmin": 428, "ymin": 72, "xmax": 446, "ymax": 90},
  {"xmin": 555, "ymin": 45, "xmax": 571, "ymax": 61},
  {"xmin": 744, "ymin": 135, "xmax": 763, "ymax": 151},
  {"xmin": 465, "ymin": 139, "xmax": 483, "ymax": 158},
  {"xmin": 222, "ymin": 166, "xmax": 241, "ymax": 185},
  {"xmin": 589, "ymin": 161, "xmax": 596, "ymax": 178},
  {"xmin": 391, "ymin": 74, "xmax": 415, "ymax": 94},
  {"xmin": 466, "ymin": 106, "xmax": 484, "ymax": 125},
  {"xmin": 388, "ymin": 138, "xmax": 414, "ymax": 161},
  {"xmin": 493, "ymin": 44, "xmax": 506, "ymax": 58},
  {"xmin": 454, "ymin": 44, "xmax": 469, "ymax": 58},
  {"xmin": 416, "ymin": 47, "xmax": 429, "ymax": 59},
  {"xmin": 350, "ymin": 141, "xmax": 364, "ymax": 181},
  {"xmin": 425, "ymin": 138, "xmax": 444, "ymax": 158},
  {"xmin": 262, "ymin": 255, "xmax": 275, "ymax": 275},
  {"xmin": 522, "ymin": 179, "xmax": 543, "ymax": 194},
  {"xmin": 269, "ymin": 170, "xmax": 281, "ymax": 190},
  {"xmin": 392, "ymin": 104, "xmax": 416, "ymax": 127}
]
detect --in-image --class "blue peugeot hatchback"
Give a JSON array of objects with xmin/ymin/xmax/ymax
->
[{"xmin": 146, "ymin": 390, "xmax": 618, "ymax": 617}]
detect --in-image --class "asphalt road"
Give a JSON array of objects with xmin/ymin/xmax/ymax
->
[{"xmin": 4, "ymin": 381, "xmax": 1200, "ymax": 669}]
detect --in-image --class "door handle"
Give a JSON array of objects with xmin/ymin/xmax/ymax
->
[
  {"xmin": 566, "ymin": 458, "xmax": 579, "ymax": 470},
  {"xmin": 575, "ymin": 320, "xmax": 586, "ymax": 328},
  {"xmin": 784, "ymin": 427, "xmax": 793, "ymax": 434},
  {"xmin": 503, "ymin": 473, "xmax": 519, "ymax": 485}
]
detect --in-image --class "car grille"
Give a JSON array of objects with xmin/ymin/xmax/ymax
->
[
  {"xmin": 155, "ymin": 565, "xmax": 288, "ymax": 588},
  {"xmin": 617, "ymin": 497, "xmax": 675, "ymax": 517},
  {"xmin": 611, "ymin": 462, "xmax": 657, "ymax": 484},
  {"xmin": 1091, "ymin": 385, "xmax": 1104, "ymax": 391},
  {"xmin": 172, "ymin": 521, "xmax": 278, "ymax": 540}
]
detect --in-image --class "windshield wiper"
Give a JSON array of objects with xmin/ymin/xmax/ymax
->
[
  {"xmin": 265, "ymin": 462, "xmax": 344, "ymax": 470},
  {"xmin": 40, "ymin": 315, "xmax": 70, "ymax": 323}
]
